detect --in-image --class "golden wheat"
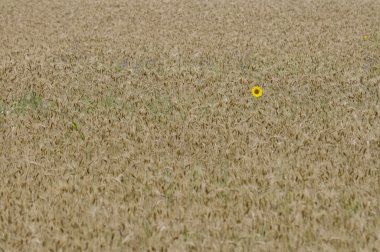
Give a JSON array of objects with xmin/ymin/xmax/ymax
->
[{"xmin": 1, "ymin": 0, "xmax": 379, "ymax": 251}]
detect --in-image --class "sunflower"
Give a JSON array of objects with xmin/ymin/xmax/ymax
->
[{"xmin": 252, "ymin": 86, "xmax": 262, "ymax": 97}]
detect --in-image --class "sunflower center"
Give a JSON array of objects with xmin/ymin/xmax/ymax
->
[{"xmin": 254, "ymin": 89, "xmax": 260, "ymax": 94}]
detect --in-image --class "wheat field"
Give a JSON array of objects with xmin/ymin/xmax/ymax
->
[{"xmin": 1, "ymin": 0, "xmax": 380, "ymax": 251}]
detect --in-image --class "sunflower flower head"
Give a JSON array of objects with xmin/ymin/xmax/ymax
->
[{"xmin": 252, "ymin": 85, "xmax": 263, "ymax": 98}]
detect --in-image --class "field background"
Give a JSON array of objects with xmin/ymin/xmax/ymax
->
[{"xmin": 1, "ymin": 0, "xmax": 380, "ymax": 251}]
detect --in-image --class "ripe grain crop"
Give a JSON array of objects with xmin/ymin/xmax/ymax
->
[{"xmin": 1, "ymin": 0, "xmax": 380, "ymax": 251}]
